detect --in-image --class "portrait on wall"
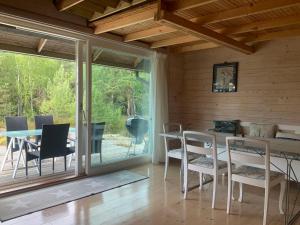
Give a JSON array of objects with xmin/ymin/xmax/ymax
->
[{"xmin": 212, "ymin": 62, "xmax": 238, "ymax": 93}]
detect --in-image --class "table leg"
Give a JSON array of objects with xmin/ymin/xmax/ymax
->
[
  {"xmin": 0, "ymin": 138, "xmax": 13, "ymax": 172},
  {"xmin": 12, "ymin": 139, "xmax": 24, "ymax": 179}
]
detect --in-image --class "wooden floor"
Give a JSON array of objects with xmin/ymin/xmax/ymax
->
[{"xmin": 1, "ymin": 162, "xmax": 299, "ymax": 225}]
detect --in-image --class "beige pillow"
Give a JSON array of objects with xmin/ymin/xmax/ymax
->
[
  {"xmin": 276, "ymin": 132, "xmax": 300, "ymax": 141},
  {"xmin": 249, "ymin": 123, "xmax": 260, "ymax": 137},
  {"xmin": 259, "ymin": 124, "xmax": 276, "ymax": 138}
]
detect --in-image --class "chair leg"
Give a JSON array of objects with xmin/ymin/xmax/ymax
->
[
  {"xmin": 52, "ymin": 158, "xmax": 55, "ymax": 172},
  {"xmin": 68, "ymin": 154, "xmax": 73, "ymax": 168},
  {"xmin": 212, "ymin": 173, "xmax": 218, "ymax": 208},
  {"xmin": 199, "ymin": 172, "xmax": 203, "ymax": 190},
  {"xmin": 227, "ymin": 179, "xmax": 232, "ymax": 214},
  {"xmin": 263, "ymin": 187, "xmax": 270, "ymax": 225},
  {"xmin": 100, "ymin": 148, "xmax": 102, "ymax": 163},
  {"xmin": 64, "ymin": 156, "xmax": 67, "ymax": 171},
  {"xmin": 39, "ymin": 159, "xmax": 42, "ymax": 176},
  {"xmin": 25, "ymin": 158, "xmax": 28, "ymax": 177},
  {"xmin": 11, "ymin": 151, "xmax": 14, "ymax": 167},
  {"xmin": 279, "ymin": 179, "xmax": 286, "ymax": 214},
  {"xmin": 238, "ymin": 182, "xmax": 243, "ymax": 203},
  {"xmin": 183, "ymin": 166, "xmax": 188, "ymax": 199},
  {"xmin": 164, "ymin": 156, "xmax": 169, "ymax": 180},
  {"xmin": 127, "ymin": 140, "xmax": 132, "ymax": 157}
]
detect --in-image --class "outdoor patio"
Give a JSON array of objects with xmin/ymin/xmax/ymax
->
[{"xmin": 0, "ymin": 135, "xmax": 147, "ymax": 187}]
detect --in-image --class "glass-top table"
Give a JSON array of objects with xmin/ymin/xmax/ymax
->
[{"xmin": 0, "ymin": 128, "xmax": 76, "ymax": 178}]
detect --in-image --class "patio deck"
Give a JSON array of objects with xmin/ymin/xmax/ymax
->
[{"xmin": 0, "ymin": 135, "xmax": 147, "ymax": 187}]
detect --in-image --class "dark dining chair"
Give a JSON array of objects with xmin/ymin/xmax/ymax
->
[
  {"xmin": 25, "ymin": 123, "xmax": 74, "ymax": 176},
  {"xmin": 92, "ymin": 122, "xmax": 105, "ymax": 163},
  {"xmin": 125, "ymin": 117, "xmax": 148, "ymax": 156},
  {"xmin": 0, "ymin": 116, "xmax": 28, "ymax": 171},
  {"xmin": 34, "ymin": 115, "xmax": 54, "ymax": 143}
]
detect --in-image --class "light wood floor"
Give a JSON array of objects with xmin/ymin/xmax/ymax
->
[{"xmin": 1, "ymin": 162, "xmax": 300, "ymax": 225}]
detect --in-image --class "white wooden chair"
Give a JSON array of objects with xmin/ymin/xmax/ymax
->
[
  {"xmin": 163, "ymin": 122, "xmax": 183, "ymax": 180},
  {"xmin": 226, "ymin": 137, "xmax": 286, "ymax": 225},
  {"xmin": 183, "ymin": 131, "xmax": 227, "ymax": 208}
]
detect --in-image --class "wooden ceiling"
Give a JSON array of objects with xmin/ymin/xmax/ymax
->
[{"xmin": 54, "ymin": 0, "xmax": 300, "ymax": 54}]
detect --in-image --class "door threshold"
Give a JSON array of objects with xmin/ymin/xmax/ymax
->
[{"xmin": 0, "ymin": 173, "xmax": 86, "ymax": 198}]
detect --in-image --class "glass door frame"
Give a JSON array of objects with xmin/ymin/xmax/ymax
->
[{"xmin": 84, "ymin": 39, "xmax": 154, "ymax": 176}]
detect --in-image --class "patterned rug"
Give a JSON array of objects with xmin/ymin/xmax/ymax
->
[{"xmin": 0, "ymin": 170, "xmax": 148, "ymax": 221}]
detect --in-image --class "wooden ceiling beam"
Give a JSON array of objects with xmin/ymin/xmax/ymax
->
[
  {"xmin": 173, "ymin": 41, "xmax": 220, "ymax": 53},
  {"xmin": 155, "ymin": 10, "xmax": 254, "ymax": 54},
  {"xmin": 124, "ymin": 26, "xmax": 176, "ymax": 42},
  {"xmin": 222, "ymin": 14, "xmax": 300, "ymax": 35},
  {"xmin": 56, "ymin": 0, "xmax": 85, "ymax": 11},
  {"xmin": 124, "ymin": 0, "xmax": 300, "ymax": 42},
  {"xmin": 173, "ymin": 27, "xmax": 300, "ymax": 53},
  {"xmin": 37, "ymin": 38, "xmax": 47, "ymax": 53},
  {"xmin": 150, "ymin": 14, "xmax": 300, "ymax": 48},
  {"xmin": 168, "ymin": 0, "xmax": 218, "ymax": 11},
  {"xmin": 193, "ymin": 0, "xmax": 300, "ymax": 24},
  {"xmin": 92, "ymin": 2, "xmax": 157, "ymax": 34},
  {"xmin": 151, "ymin": 35, "xmax": 199, "ymax": 48}
]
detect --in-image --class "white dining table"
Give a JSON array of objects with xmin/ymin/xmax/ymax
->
[{"xmin": 160, "ymin": 130, "xmax": 300, "ymax": 225}]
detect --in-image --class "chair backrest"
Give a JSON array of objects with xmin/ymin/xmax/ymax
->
[
  {"xmin": 91, "ymin": 122, "xmax": 105, "ymax": 153},
  {"xmin": 34, "ymin": 115, "xmax": 54, "ymax": 143},
  {"xmin": 34, "ymin": 115, "xmax": 54, "ymax": 130},
  {"xmin": 183, "ymin": 131, "xmax": 217, "ymax": 168},
  {"xmin": 5, "ymin": 116, "xmax": 28, "ymax": 149},
  {"xmin": 40, "ymin": 124, "xmax": 70, "ymax": 159},
  {"xmin": 163, "ymin": 122, "xmax": 182, "ymax": 134},
  {"xmin": 163, "ymin": 122, "xmax": 182, "ymax": 152},
  {"xmin": 226, "ymin": 137, "xmax": 270, "ymax": 178}
]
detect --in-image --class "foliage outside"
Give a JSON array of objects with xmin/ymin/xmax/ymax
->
[{"xmin": 0, "ymin": 51, "xmax": 150, "ymax": 136}]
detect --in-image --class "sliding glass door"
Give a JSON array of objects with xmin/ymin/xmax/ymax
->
[{"xmin": 85, "ymin": 43, "xmax": 152, "ymax": 174}]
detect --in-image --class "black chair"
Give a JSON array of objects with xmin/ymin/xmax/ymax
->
[
  {"xmin": 34, "ymin": 115, "xmax": 54, "ymax": 143},
  {"xmin": 1, "ymin": 116, "xmax": 28, "ymax": 171},
  {"xmin": 125, "ymin": 117, "xmax": 148, "ymax": 156},
  {"xmin": 25, "ymin": 123, "xmax": 73, "ymax": 176},
  {"xmin": 91, "ymin": 122, "xmax": 105, "ymax": 163}
]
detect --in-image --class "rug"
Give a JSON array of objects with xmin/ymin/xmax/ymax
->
[{"xmin": 0, "ymin": 170, "xmax": 148, "ymax": 221}]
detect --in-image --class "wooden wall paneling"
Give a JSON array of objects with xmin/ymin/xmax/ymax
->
[{"xmin": 167, "ymin": 37, "xmax": 300, "ymax": 130}]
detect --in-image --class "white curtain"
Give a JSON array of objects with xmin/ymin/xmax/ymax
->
[{"xmin": 150, "ymin": 51, "xmax": 169, "ymax": 164}]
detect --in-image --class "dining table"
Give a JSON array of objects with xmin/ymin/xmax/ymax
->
[
  {"xmin": 0, "ymin": 127, "xmax": 76, "ymax": 179},
  {"xmin": 160, "ymin": 130, "xmax": 300, "ymax": 225}
]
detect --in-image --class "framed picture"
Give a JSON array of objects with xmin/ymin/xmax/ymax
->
[{"xmin": 212, "ymin": 62, "xmax": 238, "ymax": 93}]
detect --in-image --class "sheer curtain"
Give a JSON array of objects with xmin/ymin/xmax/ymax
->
[{"xmin": 150, "ymin": 51, "xmax": 169, "ymax": 164}]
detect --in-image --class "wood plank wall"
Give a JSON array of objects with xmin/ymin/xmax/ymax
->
[{"xmin": 168, "ymin": 37, "xmax": 300, "ymax": 131}]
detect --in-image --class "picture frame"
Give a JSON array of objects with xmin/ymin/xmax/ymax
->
[{"xmin": 212, "ymin": 62, "xmax": 238, "ymax": 93}]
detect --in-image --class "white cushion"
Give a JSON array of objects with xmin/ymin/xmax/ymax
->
[
  {"xmin": 167, "ymin": 149, "xmax": 198, "ymax": 160},
  {"xmin": 189, "ymin": 157, "xmax": 227, "ymax": 169},
  {"xmin": 249, "ymin": 123, "xmax": 260, "ymax": 137},
  {"xmin": 232, "ymin": 165, "xmax": 282, "ymax": 180}
]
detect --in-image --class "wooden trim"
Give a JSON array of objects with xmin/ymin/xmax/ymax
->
[
  {"xmin": 89, "ymin": 0, "xmax": 146, "ymax": 22},
  {"xmin": 124, "ymin": 26, "xmax": 175, "ymax": 42},
  {"xmin": 193, "ymin": 0, "xmax": 300, "ymax": 24},
  {"xmin": 56, "ymin": 0, "xmax": 85, "ymax": 11},
  {"xmin": 155, "ymin": 10, "xmax": 254, "ymax": 54},
  {"xmin": 168, "ymin": 0, "xmax": 218, "ymax": 11},
  {"xmin": 37, "ymin": 38, "xmax": 48, "ymax": 53},
  {"xmin": 92, "ymin": 2, "xmax": 157, "ymax": 34},
  {"xmin": 92, "ymin": 48, "xmax": 103, "ymax": 62},
  {"xmin": 172, "ymin": 41, "xmax": 219, "ymax": 53}
]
